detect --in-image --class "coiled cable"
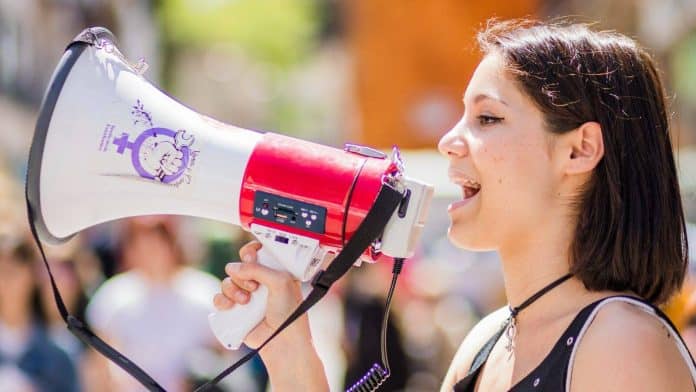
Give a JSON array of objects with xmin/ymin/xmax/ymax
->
[{"xmin": 346, "ymin": 258, "xmax": 404, "ymax": 392}]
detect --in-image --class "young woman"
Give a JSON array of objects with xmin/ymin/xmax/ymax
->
[{"xmin": 213, "ymin": 19, "xmax": 696, "ymax": 391}]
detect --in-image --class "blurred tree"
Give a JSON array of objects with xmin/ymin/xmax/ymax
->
[
  {"xmin": 155, "ymin": 0, "xmax": 350, "ymax": 142},
  {"xmin": 671, "ymin": 31, "xmax": 696, "ymax": 146},
  {"xmin": 157, "ymin": 0, "xmax": 320, "ymax": 69}
]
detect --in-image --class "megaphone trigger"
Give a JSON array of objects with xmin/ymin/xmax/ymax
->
[{"xmin": 398, "ymin": 189, "xmax": 412, "ymax": 218}]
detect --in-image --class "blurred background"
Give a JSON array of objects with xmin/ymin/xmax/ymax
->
[{"xmin": 1, "ymin": 0, "xmax": 696, "ymax": 391}]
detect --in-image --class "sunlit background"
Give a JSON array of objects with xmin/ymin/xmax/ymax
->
[{"xmin": 1, "ymin": 1, "xmax": 696, "ymax": 391}]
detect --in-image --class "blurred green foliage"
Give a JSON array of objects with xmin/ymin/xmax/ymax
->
[
  {"xmin": 673, "ymin": 33, "xmax": 696, "ymax": 104},
  {"xmin": 157, "ymin": 0, "xmax": 320, "ymax": 68}
]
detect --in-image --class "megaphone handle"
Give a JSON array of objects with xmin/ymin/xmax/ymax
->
[{"xmin": 208, "ymin": 246, "xmax": 282, "ymax": 350}]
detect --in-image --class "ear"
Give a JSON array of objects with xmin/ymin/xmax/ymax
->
[{"xmin": 563, "ymin": 121, "xmax": 604, "ymax": 175}]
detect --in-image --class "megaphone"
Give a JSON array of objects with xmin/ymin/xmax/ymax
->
[{"xmin": 26, "ymin": 27, "xmax": 433, "ymax": 351}]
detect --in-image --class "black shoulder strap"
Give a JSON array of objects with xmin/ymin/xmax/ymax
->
[
  {"xmin": 26, "ymin": 201, "xmax": 168, "ymax": 391},
  {"xmin": 27, "ymin": 182, "xmax": 404, "ymax": 392},
  {"xmin": 452, "ymin": 319, "xmax": 509, "ymax": 392}
]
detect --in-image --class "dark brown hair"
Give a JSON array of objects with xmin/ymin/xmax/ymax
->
[{"xmin": 478, "ymin": 19, "xmax": 688, "ymax": 304}]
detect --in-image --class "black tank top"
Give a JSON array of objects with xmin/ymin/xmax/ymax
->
[{"xmin": 453, "ymin": 295, "xmax": 696, "ymax": 391}]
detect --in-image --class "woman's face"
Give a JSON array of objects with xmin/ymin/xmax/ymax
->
[{"xmin": 438, "ymin": 53, "xmax": 562, "ymax": 251}]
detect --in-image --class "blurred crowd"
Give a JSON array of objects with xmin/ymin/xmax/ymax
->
[{"xmin": 2, "ymin": 1, "xmax": 696, "ymax": 391}]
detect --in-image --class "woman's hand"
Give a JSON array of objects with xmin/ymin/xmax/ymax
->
[
  {"xmin": 212, "ymin": 241, "xmax": 328, "ymax": 390},
  {"xmin": 213, "ymin": 240, "xmax": 307, "ymax": 349}
]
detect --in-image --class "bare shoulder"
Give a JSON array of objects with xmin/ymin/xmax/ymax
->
[
  {"xmin": 570, "ymin": 300, "xmax": 694, "ymax": 392},
  {"xmin": 440, "ymin": 306, "xmax": 509, "ymax": 392}
]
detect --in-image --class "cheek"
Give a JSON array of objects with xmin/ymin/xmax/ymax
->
[
  {"xmin": 476, "ymin": 140, "xmax": 555, "ymax": 218},
  {"xmin": 493, "ymin": 139, "xmax": 551, "ymax": 183},
  {"xmin": 474, "ymin": 142, "xmax": 522, "ymax": 194}
]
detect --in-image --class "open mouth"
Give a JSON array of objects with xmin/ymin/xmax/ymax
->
[
  {"xmin": 448, "ymin": 168, "xmax": 481, "ymax": 209},
  {"xmin": 448, "ymin": 178, "xmax": 481, "ymax": 212},
  {"xmin": 460, "ymin": 179, "xmax": 481, "ymax": 200},
  {"xmin": 463, "ymin": 183, "xmax": 481, "ymax": 199}
]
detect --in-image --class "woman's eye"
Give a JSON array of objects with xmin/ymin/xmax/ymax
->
[{"xmin": 478, "ymin": 115, "xmax": 503, "ymax": 126}]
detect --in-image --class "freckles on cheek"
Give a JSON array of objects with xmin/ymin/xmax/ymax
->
[
  {"xmin": 485, "ymin": 148, "xmax": 503, "ymax": 164},
  {"xmin": 484, "ymin": 152, "xmax": 505, "ymax": 184}
]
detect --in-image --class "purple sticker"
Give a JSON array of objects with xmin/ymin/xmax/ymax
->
[{"xmin": 112, "ymin": 127, "xmax": 196, "ymax": 184}]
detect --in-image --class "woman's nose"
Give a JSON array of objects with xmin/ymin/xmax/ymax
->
[{"xmin": 438, "ymin": 127, "xmax": 469, "ymax": 159}]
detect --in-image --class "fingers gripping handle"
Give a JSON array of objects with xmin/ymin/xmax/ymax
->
[
  {"xmin": 208, "ymin": 246, "xmax": 280, "ymax": 350},
  {"xmin": 208, "ymin": 225, "xmax": 324, "ymax": 350}
]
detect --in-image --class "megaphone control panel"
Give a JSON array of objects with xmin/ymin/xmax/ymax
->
[{"xmin": 253, "ymin": 191, "xmax": 327, "ymax": 234}]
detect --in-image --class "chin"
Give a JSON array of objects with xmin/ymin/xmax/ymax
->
[{"xmin": 447, "ymin": 224, "xmax": 496, "ymax": 251}]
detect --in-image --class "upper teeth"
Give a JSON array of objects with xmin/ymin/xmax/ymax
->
[{"xmin": 461, "ymin": 179, "xmax": 480, "ymax": 189}]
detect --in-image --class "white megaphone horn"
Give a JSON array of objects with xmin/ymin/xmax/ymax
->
[{"xmin": 26, "ymin": 27, "xmax": 433, "ymax": 351}]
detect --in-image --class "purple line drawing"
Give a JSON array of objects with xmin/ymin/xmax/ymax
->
[
  {"xmin": 112, "ymin": 127, "xmax": 196, "ymax": 184},
  {"xmin": 131, "ymin": 99, "xmax": 153, "ymax": 127}
]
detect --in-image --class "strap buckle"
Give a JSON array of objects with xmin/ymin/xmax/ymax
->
[{"xmin": 311, "ymin": 269, "xmax": 332, "ymax": 291}]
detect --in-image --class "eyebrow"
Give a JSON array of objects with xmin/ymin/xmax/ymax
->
[{"xmin": 463, "ymin": 93, "xmax": 508, "ymax": 106}]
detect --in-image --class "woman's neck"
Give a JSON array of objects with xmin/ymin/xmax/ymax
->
[{"xmin": 498, "ymin": 214, "xmax": 583, "ymax": 318}]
